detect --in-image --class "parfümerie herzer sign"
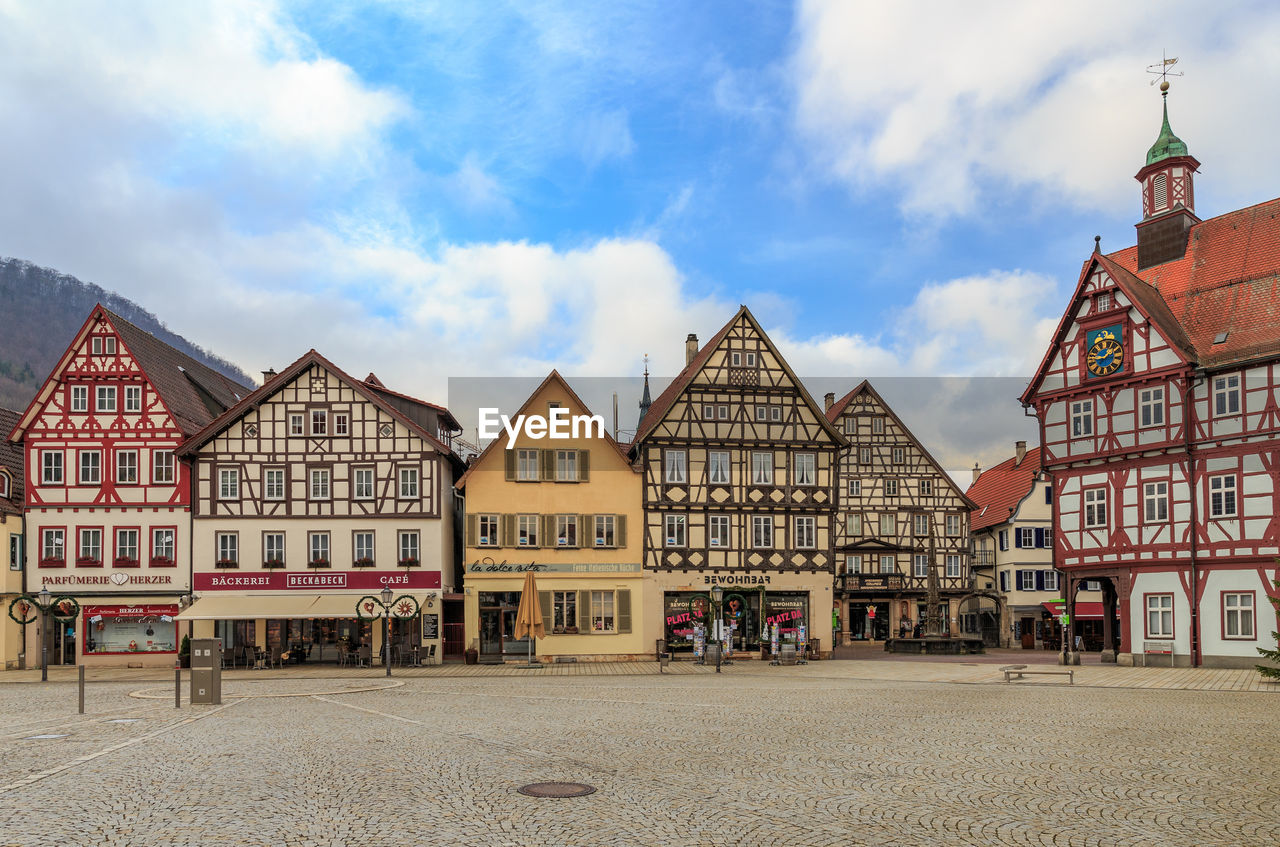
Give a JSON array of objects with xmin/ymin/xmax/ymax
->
[{"xmin": 478, "ymin": 407, "xmax": 606, "ymax": 447}]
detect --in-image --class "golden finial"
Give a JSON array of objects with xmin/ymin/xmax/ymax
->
[{"xmin": 1147, "ymin": 50, "xmax": 1182, "ymax": 95}]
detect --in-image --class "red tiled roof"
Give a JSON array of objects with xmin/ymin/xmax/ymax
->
[
  {"xmin": 966, "ymin": 446, "xmax": 1042, "ymax": 532},
  {"xmin": 1106, "ymin": 196, "xmax": 1280, "ymax": 368},
  {"xmin": 0, "ymin": 407, "xmax": 22, "ymax": 516}
]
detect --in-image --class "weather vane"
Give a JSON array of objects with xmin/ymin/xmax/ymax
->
[{"xmin": 1147, "ymin": 50, "xmax": 1182, "ymax": 92}]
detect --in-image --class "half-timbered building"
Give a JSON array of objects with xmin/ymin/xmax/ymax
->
[
  {"xmin": 6, "ymin": 305, "xmax": 250, "ymax": 667},
  {"xmin": 176, "ymin": 350, "xmax": 463, "ymax": 667},
  {"xmin": 825, "ymin": 381, "xmax": 982, "ymax": 643},
  {"xmin": 1022, "ymin": 89, "xmax": 1280, "ymax": 668},
  {"xmin": 631, "ymin": 306, "xmax": 845, "ymax": 657},
  {"xmin": 456, "ymin": 371, "xmax": 652, "ymax": 661},
  {"xmin": 1, "ymin": 406, "xmax": 24, "ymax": 669}
]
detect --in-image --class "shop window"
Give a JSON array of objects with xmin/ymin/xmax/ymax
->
[
  {"xmin": 590, "ymin": 591, "xmax": 616, "ymax": 633},
  {"xmin": 552, "ymin": 591, "xmax": 577, "ymax": 631},
  {"xmin": 1223, "ymin": 593, "xmax": 1255, "ymax": 640},
  {"xmin": 86, "ymin": 609, "xmax": 177, "ymax": 655}
]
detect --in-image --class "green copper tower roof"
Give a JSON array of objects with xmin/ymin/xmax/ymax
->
[{"xmin": 1146, "ymin": 93, "xmax": 1189, "ymax": 166}]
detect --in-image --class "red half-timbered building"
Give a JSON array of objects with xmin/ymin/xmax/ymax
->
[
  {"xmin": 1022, "ymin": 90, "xmax": 1280, "ymax": 668},
  {"xmin": 6, "ymin": 306, "xmax": 250, "ymax": 666}
]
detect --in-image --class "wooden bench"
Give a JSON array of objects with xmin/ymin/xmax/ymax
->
[
  {"xmin": 1002, "ymin": 664, "xmax": 1074, "ymax": 684},
  {"xmin": 1142, "ymin": 641, "xmax": 1174, "ymax": 667}
]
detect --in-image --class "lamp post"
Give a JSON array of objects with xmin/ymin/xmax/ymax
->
[
  {"xmin": 355, "ymin": 589, "xmax": 420, "ymax": 678},
  {"xmin": 8, "ymin": 590, "xmax": 80, "ymax": 682},
  {"xmin": 710, "ymin": 585, "xmax": 723, "ymax": 673}
]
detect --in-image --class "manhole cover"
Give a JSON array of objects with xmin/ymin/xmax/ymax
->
[{"xmin": 517, "ymin": 782, "xmax": 596, "ymax": 798}]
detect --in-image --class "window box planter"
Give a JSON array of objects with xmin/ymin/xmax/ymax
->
[
  {"xmin": 76, "ymin": 557, "xmax": 102, "ymax": 567},
  {"xmin": 565, "ymin": 626, "xmax": 579, "ymax": 634},
  {"xmin": 352, "ymin": 557, "xmax": 375, "ymax": 568},
  {"xmin": 308, "ymin": 559, "xmax": 330, "ymax": 569},
  {"xmin": 215, "ymin": 560, "xmax": 239, "ymax": 569},
  {"xmin": 38, "ymin": 558, "xmax": 66, "ymax": 568},
  {"xmin": 262, "ymin": 559, "xmax": 285, "ymax": 569},
  {"xmin": 150, "ymin": 557, "xmax": 176, "ymax": 568},
  {"xmin": 113, "ymin": 557, "xmax": 140, "ymax": 568},
  {"xmin": 397, "ymin": 558, "xmax": 420, "ymax": 568}
]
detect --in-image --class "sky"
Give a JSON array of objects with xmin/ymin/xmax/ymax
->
[{"xmin": 2, "ymin": 1, "xmax": 1278, "ymax": 471}]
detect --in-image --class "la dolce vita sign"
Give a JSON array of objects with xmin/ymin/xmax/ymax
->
[{"xmin": 194, "ymin": 570, "xmax": 441, "ymax": 591}]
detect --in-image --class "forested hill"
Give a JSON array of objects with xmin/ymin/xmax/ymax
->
[{"xmin": 0, "ymin": 257, "xmax": 254, "ymax": 411}]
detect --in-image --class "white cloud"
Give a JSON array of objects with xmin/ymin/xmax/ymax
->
[{"xmin": 790, "ymin": 0, "xmax": 1280, "ymax": 217}]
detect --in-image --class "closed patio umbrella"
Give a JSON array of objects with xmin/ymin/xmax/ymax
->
[{"xmin": 513, "ymin": 569, "xmax": 545, "ymax": 668}]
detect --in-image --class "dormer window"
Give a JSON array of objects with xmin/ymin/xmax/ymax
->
[
  {"xmin": 0, "ymin": 471, "xmax": 9, "ymax": 498},
  {"xmin": 1096, "ymin": 292, "xmax": 1112, "ymax": 312}
]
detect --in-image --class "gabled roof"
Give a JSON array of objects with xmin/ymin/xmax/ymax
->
[
  {"xmin": 826, "ymin": 379, "xmax": 976, "ymax": 510},
  {"xmin": 360, "ymin": 379, "xmax": 460, "ymax": 433},
  {"xmin": 454, "ymin": 369, "xmax": 635, "ymax": 490},
  {"xmin": 966, "ymin": 446, "xmax": 1043, "ymax": 532},
  {"xmin": 178, "ymin": 349, "xmax": 452, "ymax": 457},
  {"xmin": 8, "ymin": 304, "xmax": 252, "ymax": 441},
  {"xmin": 632, "ymin": 305, "xmax": 846, "ymax": 447},
  {"xmin": 0, "ymin": 407, "xmax": 22, "ymax": 516}
]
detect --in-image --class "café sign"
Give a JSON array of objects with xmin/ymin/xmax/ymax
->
[{"xmin": 194, "ymin": 570, "xmax": 441, "ymax": 591}]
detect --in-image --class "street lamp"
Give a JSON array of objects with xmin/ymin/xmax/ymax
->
[
  {"xmin": 8, "ymin": 589, "xmax": 80, "ymax": 682},
  {"xmin": 710, "ymin": 585, "xmax": 723, "ymax": 673},
  {"xmin": 355, "ymin": 589, "xmax": 419, "ymax": 678}
]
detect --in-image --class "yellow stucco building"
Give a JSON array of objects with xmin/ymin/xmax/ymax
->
[{"xmin": 457, "ymin": 371, "xmax": 654, "ymax": 661}]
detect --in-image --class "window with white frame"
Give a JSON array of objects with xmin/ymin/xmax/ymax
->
[
  {"xmin": 1223, "ymin": 593, "xmax": 1255, "ymax": 639},
  {"xmin": 999, "ymin": 571, "xmax": 1010, "ymax": 592},
  {"xmin": 265, "ymin": 532, "xmax": 286, "ymax": 566},
  {"xmin": 152, "ymin": 450, "xmax": 174, "ymax": 484},
  {"xmin": 124, "ymin": 385, "xmax": 142, "ymax": 413},
  {"xmin": 477, "ymin": 516, "xmax": 498, "ymax": 547},
  {"xmin": 1020, "ymin": 571, "xmax": 1035, "ymax": 591},
  {"xmin": 114, "ymin": 529, "xmax": 139, "ymax": 563},
  {"xmin": 665, "ymin": 450, "xmax": 687, "ymax": 484},
  {"xmin": 1096, "ymin": 291, "xmax": 1112, "ymax": 311},
  {"xmin": 892, "ymin": 447, "xmax": 905, "ymax": 464},
  {"xmin": 945, "ymin": 554, "xmax": 961, "ymax": 578},
  {"xmin": 1146, "ymin": 594, "xmax": 1173, "ymax": 638},
  {"xmin": 752, "ymin": 515, "xmax": 773, "ymax": 548},
  {"xmin": 79, "ymin": 450, "xmax": 101, "ymax": 485},
  {"xmin": 152, "ymin": 528, "xmax": 175, "ymax": 562},
  {"xmin": 1139, "ymin": 387, "xmax": 1165, "ymax": 428},
  {"xmin": 1143, "ymin": 481, "xmax": 1168, "ymax": 522},
  {"xmin": 309, "ymin": 532, "xmax": 331, "ymax": 565},
  {"xmin": 794, "ymin": 453, "xmax": 815, "ymax": 486},
  {"xmin": 858, "ymin": 447, "xmax": 872, "ymax": 465},
  {"xmin": 1213, "ymin": 374, "xmax": 1240, "ymax": 417},
  {"xmin": 116, "ymin": 450, "xmax": 138, "ymax": 484},
  {"xmin": 594, "ymin": 515, "xmax": 616, "ymax": 547},
  {"xmin": 920, "ymin": 479, "xmax": 933, "ymax": 496},
  {"xmin": 352, "ymin": 531, "xmax": 374, "ymax": 564},
  {"xmin": 216, "ymin": 532, "xmax": 238, "ymax": 566},
  {"xmin": 518, "ymin": 515, "xmax": 539, "ymax": 547},
  {"xmin": 913, "ymin": 554, "xmax": 927, "ymax": 578},
  {"xmin": 1019, "ymin": 527, "xmax": 1034, "ymax": 548},
  {"xmin": 708, "ymin": 515, "xmax": 729, "ymax": 547},
  {"xmin": 708, "ymin": 451, "xmax": 730, "ymax": 485},
  {"xmin": 96, "ymin": 386, "xmax": 116, "ymax": 412},
  {"xmin": 794, "ymin": 516, "xmax": 816, "ymax": 549},
  {"xmin": 1208, "ymin": 474, "xmax": 1237, "ymax": 518},
  {"xmin": 1083, "ymin": 488, "xmax": 1107, "ymax": 528},
  {"xmin": 879, "ymin": 554, "xmax": 896, "ymax": 574},
  {"xmin": 555, "ymin": 515, "xmax": 578, "ymax": 547},
  {"xmin": 289, "ymin": 414, "xmax": 304, "ymax": 436},
  {"xmin": 845, "ymin": 554, "xmax": 862, "ymax": 574},
  {"xmin": 848, "ymin": 479, "xmax": 861, "ymax": 497},
  {"xmin": 310, "ymin": 409, "xmax": 328, "ymax": 435},
  {"xmin": 42, "ymin": 529, "xmax": 65, "ymax": 562},
  {"xmin": 333, "ymin": 413, "xmax": 349, "ymax": 436},
  {"xmin": 0, "ymin": 472, "xmax": 7, "ymax": 498},
  {"xmin": 398, "ymin": 466, "xmax": 419, "ymax": 499},
  {"xmin": 555, "ymin": 450, "xmax": 579, "ymax": 482},
  {"xmin": 78, "ymin": 528, "xmax": 102, "ymax": 563},
  {"xmin": 70, "ymin": 385, "xmax": 88, "ymax": 412},
  {"xmin": 552, "ymin": 590, "xmax": 576, "ymax": 630},
  {"xmin": 516, "ymin": 449, "xmax": 539, "ymax": 481},
  {"xmin": 590, "ymin": 590, "xmax": 616, "ymax": 632},
  {"xmin": 879, "ymin": 513, "xmax": 896, "ymax": 536},
  {"xmin": 665, "ymin": 514, "xmax": 686, "ymax": 547},
  {"xmin": 913, "ymin": 514, "xmax": 928, "ymax": 537},
  {"xmin": 1071, "ymin": 400, "xmax": 1094, "ymax": 437},
  {"xmin": 751, "ymin": 452, "xmax": 773, "ymax": 485},
  {"xmin": 309, "ymin": 468, "xmax": 330, "ymax": 500},
  {"xmin": 354, "ymin": 467, "xmax": 374, "ymax": 500},
  {"xmin": 1043, "ymin": 571, "xmax": 1060, "ymax": 592},
  {"xmin": 945, "ymin": 515, "xmax": 961, "ymax": 537},
  {"xmin": 218, "ymin": 468, "xmax": 239, "ymax": 500},
  {"xmin": 871, "ymin": 416, "xmax": 885, "ymax": 434},
  {"xmin": 42, "ymin": 451, "xmax": 63, "ymax": 484},
  {"xmin": 264, "ymin": 468, "xmax": 285, "ymax": 501},
  {"xmin": 398, "ymin": 531, "xmax": 419, "ymax": 564}
]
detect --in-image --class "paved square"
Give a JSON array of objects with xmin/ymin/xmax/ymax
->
[{"xmin": 0, "ymin": 666, "xmax": 1275, "ymax": 846}]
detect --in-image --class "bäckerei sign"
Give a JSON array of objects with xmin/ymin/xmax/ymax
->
[{"xmin": 194, "ymin": 570, "xmax": 441, "ymax": 591}]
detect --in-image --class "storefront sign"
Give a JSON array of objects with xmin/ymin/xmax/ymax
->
[
  {"xmin": 194, "ymin": 570, "xmax": 441, "ymax": 591},
  {"xmin": 83, "ymin": 604, "xmax": 180, "ymax": 619},
  {"xmin": 466, "ymin": 560, "xmax": 641, "ymax": 574},
  {"xmin": 422, "ymin": 613, "xmax": 439, "ymax": 640},
  {"xmin": 41, "ymin": 573, "xmax": 175, "ymax": 587},
  {"xmin": 702, "ymin": 574, "xmax": 770, "ymax": 586}
]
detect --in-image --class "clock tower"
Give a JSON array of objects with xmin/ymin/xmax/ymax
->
[{"xmin": 1134, "ymin": 83, "xmax": 1200, "ymax": 270}]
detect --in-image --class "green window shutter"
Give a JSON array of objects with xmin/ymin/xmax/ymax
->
[
  {"xmin": 578, "ymin": 590, "xmax": 591, "ymax": 632},
  {"xmin": 543, "ymin": 514, "xmax": 555, "ymax": 548},
  {"xmin": 504, "ymin": 450, "xmax": 515, "ymax": 481},
  {"xmin": 465, "ymin": 514, "xmax": 477, "ymax": 547},
  {"xmin": 616, "ymin": 514, "xmax": 626, "ymax": 548},
  {"xmin": 579, "ymin": 514, "xmax": 590, "ymax": 548},
  {"xmin": 578, "ymin": 449, "xmax": 590, "ymax": 481},
  {"xmin": 500, "ymin": 514, "xmax": 514, "ymax": 547},
  {"xmin": 538, "ymin": 590, "xmax": 552, "ymax": 623},
  {"xmin": 616, "ymin": 589, "xmax": 631, "ymax": 633},
  {"xmin": 541, "ymin": 449, "xmax": 555, "ymax": 481}
]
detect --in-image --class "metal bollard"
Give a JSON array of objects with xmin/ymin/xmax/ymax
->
[
  {"xmin": 175, "ymin": 665, "xmax": 181, "ymax": 709},
  {"xmin": 78, "ymin": 665, "xmax": 85, "ymax": 714}
]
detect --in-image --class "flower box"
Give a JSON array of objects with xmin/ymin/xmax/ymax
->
[
  {"xmin": 113, "ymin": 557, "xmax": 140, "ymax": 568},
  {"xmin": 215, "ymin": 559, "xmax": 239, "ymax": 569},
  {"xmin": 262, "ymin": 559, "xmax": 285, "ymax": 569},
  {"xmin": 76, "ymin": 557, "xmax": 102, "ymax": 567},
  {"xmin": 38, "ymin": 558, "xmax": 65, "ymax": 568},
  {"xmin": 352, "ymin": 557, "xmax": 375, "ymax": 568},
  {"xmin": 308, "ymin": 559, "xmax": 330, "ymax": 569},
  {"xmin": 397, "ymin": 558, "xmax": 420, "ymax": 568},
  {"xmin": 150, "ymin": 556, "xmax": 175, "ymax": 567}
]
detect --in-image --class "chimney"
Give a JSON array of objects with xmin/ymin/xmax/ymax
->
[
  {"xmin": 261, "ymin": 369, "xmax": 277, "ymax": 384},
  {"xmin": 824, "ymin": 392, "xmax": 835, "ymax": 411},
  {"xmin": 971, "ymin": 462, "xmax": 982, "ymax": 486},
  {"xmin": 685, "ymin": 333, "xmax": 698, "ymax": 366},
  {"xmin": 1014, "ymin": 441, "xmax": 1027, "ymax": 467}
]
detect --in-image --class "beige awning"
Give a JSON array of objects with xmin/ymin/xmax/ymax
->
[{"xmin": 178, "ymin": 593, "xmax": 436, "ymax": 620}]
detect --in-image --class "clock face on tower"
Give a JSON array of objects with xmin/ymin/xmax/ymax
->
[{"xmin": 1085, "ymin": 325, "xmax": 1125, "ymax": 378}]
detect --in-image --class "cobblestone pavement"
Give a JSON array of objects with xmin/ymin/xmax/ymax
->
[{"xmin": 0, "ymin": 668, "xmax": 1275, "ymax": 846}]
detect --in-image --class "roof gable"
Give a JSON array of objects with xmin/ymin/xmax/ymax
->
[{"xmin": 967, "ymin": 446, "xmax": 1043, "ymax": 532}]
